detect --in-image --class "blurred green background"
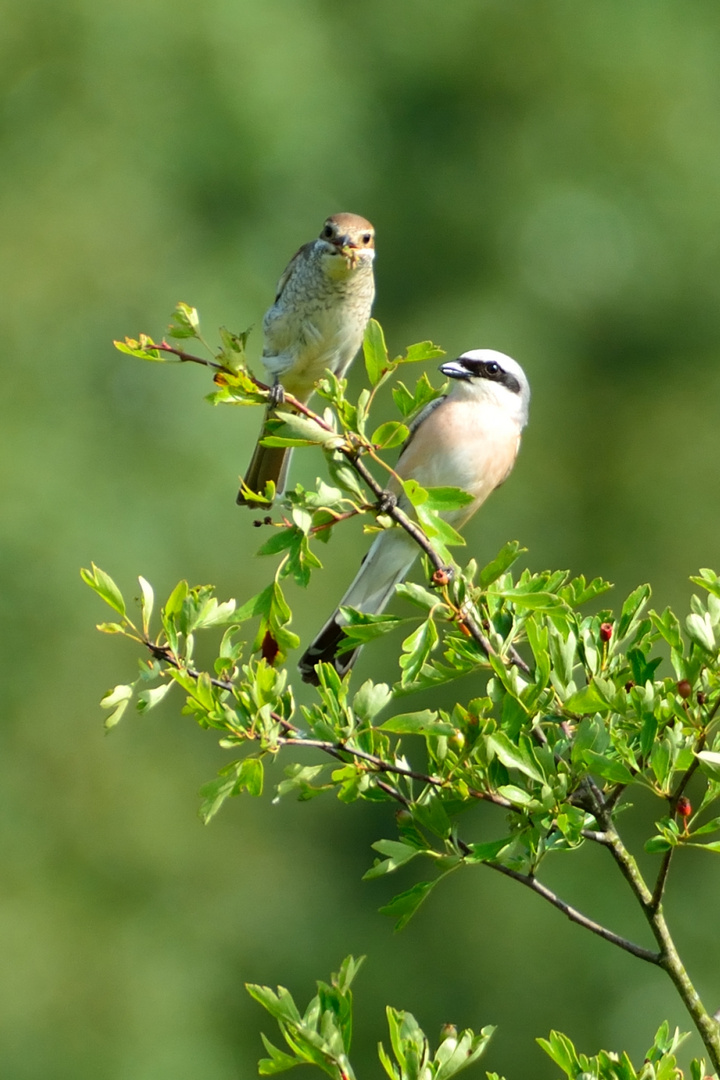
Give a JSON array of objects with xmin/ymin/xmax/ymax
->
[{"xmin": 2, "ymin": 0, "xmax": 720, "ymax": 1076}]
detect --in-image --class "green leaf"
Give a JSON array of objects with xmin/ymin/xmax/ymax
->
[
  {"xmin": 421, "ymin": 486, "xmax": 474, "ymax": 513},
  {"xmin": 380, "ymin": 879, "xmax": 440, "ymax": 930},
  {"xmin": 686, "ymin": 612, "xmax": 716, "ymax": 653},
  {"xmin": 81, "ymin": 564, "xmax": 126, "ymax": 617},
  {"xmin": 478, "ymin": 542, "xmax": 525, "ymax": 589},
  {"xmin": 487, "ymin": 733, "xmax": 545, "ymax": 783},
  {"xmin": 697, "ymin": 750, "xmax": 720, "ymax": 781},
  {"xmin": 99, "ymin": 684, "xmax": 133, "ymax": 730},
  {"xmin": 581, "ymin": 751, "xmax": 635, "ymax": 785},
  {"xmin": 564, "ymin": 683, "xmax": 612, "ymax": 714},
  {"xmin": 263, "ymin": 411, "xmax": 341, "ymax": 447},
  {"xmin": 371, "ymin": 421, "xmax": 410, "ymax": 449},
  {"xmin": 168, "ymin": 301, "xmax": 200, "ymax": 339},
  {"xmin": 617, "ymin": 583, "xmax": 651, "ymax": 640},
  {"xmin": 256, "ymin": 1034, "xmax": 300, "ymax": 1075},
  {"xmin": 363, "ymin": 319, "xmax": 389, "ymax": 386},
  {"xmin": 378, "ymin": 710, "xmax": 453, "ymax": 735},
  {"xmin": 392, "ymin": 373, "xmax": 441, "ymax": 419},
  {"xmin": 235, "ymin": 584, "xmax": 274, "ymax": 623},
  {"xmin": 351, "ymin": 680, "xmax": 392, "ymax": 723},
  {"xmin": 464, "ymin": 838, "xmax": 513, "ymax": 864},
  {"xmin": 138, "ymin": 576, "xmax": 154, "ymax": 635},
  {"xmin": 136, "ymin": 682, "xmax": 173, "ymax": 713},
  {"xmin": 394, "ymin": 582, "xmax": 440, "ymax": 610},
  {"xmin": 394, "ymin": 340, "xmax": 445, "ymax": 364},
  {"xmin": 113, "ymin": 335, "xmax": 163, "ymax": 361},
  {"xmin": 363, "ymin": 840, "xmax": 423, "ymax": 879},
  {"xmin": 399, "ymin": 618, "xmax": 439, "ymax": 685}
]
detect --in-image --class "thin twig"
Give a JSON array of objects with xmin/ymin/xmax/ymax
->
[{"xmin": 487, "ymin": 862, "xmax": 661, "ymax": 964}]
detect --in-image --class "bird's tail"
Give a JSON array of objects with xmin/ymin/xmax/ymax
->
[
  {"xmin": 298, "ymin": 528, "xmax": 418, "ymax": 684},
  {"xmin": 237, "ymin": 408, "xmax": 293, "ymax": 506}
]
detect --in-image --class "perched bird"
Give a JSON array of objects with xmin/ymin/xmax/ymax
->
[
  {"xmin": 237, "ymin": 212, "xmax": 376, "ymax": 505},
  {"xmin": 298, "ymin": 350, "xmax": 530, "ymax": 683}
]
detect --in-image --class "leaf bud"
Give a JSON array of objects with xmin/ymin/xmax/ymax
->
[
  {"xmin": 440, "ymin": 1023, "xmax": 458, "ymax": 1046},
  {"xmin": 676, "ymin": 796, "xmax": 692, "ymax": 818},
  {"xmin": 599, "ymin": 622, "xmax": 613, "ymax": 642},
  {"xmin": 677, "ymin": 679, "xmax": 692, "ymax": 699},
  {"xmin": 395, "ymin": 808, "xmax": 413, "ymax": 827}
]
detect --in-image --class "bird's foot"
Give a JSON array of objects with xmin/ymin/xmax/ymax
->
[
  {"xmin": 376, "ymin": 490, "xmax": 397, "ymax": 515},
  {"xmin": 269, "ymin": 380, "xmax": 285, "ymax": 407}
]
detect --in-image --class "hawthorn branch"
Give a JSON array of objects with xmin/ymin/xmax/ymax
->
[
  {"xmin": 486, "ymin": 862, "xmax": 661, "ymax": 965},
  {"xmin": 147, "ymin": 340, "xmax": 531, "ymax": 675},
  {"xmin": 597, "ymin": 824, "xmax": 720, "ymax": 1072}
]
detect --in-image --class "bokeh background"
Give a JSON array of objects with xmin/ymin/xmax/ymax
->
[{"xmin": 2, "ymin": 1, "xmax": 720, "ymax": 1076}]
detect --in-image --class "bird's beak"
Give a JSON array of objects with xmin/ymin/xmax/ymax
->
[
  {"xmin": 439, "ymin": 360, "xmax": 472, "ymax": 381},
  {"xmin": 335, "ymin": 235, "xmax": 360, "ymax": 268}
]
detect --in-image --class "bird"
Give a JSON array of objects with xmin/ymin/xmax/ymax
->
[
  {"xmin": 237, "ymin": 212, "xmax": 376, "ymax": 505},
  {"xmin": 298, "ymin": 349, "xmax": 530, "ymax": 683}
]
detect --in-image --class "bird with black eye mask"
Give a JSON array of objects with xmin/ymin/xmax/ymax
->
[{"xmin": 298, "ymin": 349, "xmax": 530, "ymax": 683}]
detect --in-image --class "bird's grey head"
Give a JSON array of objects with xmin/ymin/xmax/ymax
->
[
  {"xmin": 440, "ymin": 349, "xmax": 530, "ymax": 427},
  {"xmin": 317, "ymin": 213, "xmax": 375, "ymax": 269}
]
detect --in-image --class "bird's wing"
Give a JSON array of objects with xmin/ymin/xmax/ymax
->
[{"xmin": 273, "ymin": 241, "xmax": 313, "ymax": 302}]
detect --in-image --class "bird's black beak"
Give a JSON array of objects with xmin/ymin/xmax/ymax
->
[{"xmin": 439, "ymin": 359, "xmax": 472, "ymax": 381}]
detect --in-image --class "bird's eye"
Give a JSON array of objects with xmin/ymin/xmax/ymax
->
[
  {"xmin": 322, "ymin": 224, "xmax": 334, "ymax": 239},
  {"xmin": 484, "ymin": 361, "xmax": 500, "ymax": 376},
  {"xmin": 362, "ymin": 233, "xmax": 372, "ymax": 244}
]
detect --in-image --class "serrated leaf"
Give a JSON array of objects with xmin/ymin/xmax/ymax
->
[
  {"xmin": 394, "ymin": 340, "xmax": 445, "ymax": 364},
  {"xmin": 379, "ymin": 879, "xmax": 439, "ymax": 930},
  {"xmin": 478, "ymin": 542, "xmax": 525, "ymax": 589},
  {"xmin": 487, "ymin": 733, "xmax": 544, "ymax": 783},
  {"xmin": 363, "ymin": 840, "xmax": 423, "ymax": 879}
]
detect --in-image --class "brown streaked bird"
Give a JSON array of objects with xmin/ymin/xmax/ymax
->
[
  {"xmin": 237, "ymin": 212, "xmax": 375, "ymax": 505},
  {"xmin": 298, "ymin": 350, "xmax": 530, "ymax": 684}
]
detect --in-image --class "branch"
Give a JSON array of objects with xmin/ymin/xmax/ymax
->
[
  {"xmin": 281, "ymin": 737, "xmax": 514, "ymax": 809},
  {"xmin": 651, "ymin": 725, "xmax": 709, "ymax": 911},
  {"xmin": 602, "ymin": 824, "xmax": 720, "ymax": 1072},
  {"xmin": 148, "ymin": 339, "xmax": 532, "ymax": 676},
  {"xmin": 347, "ymin": 452, "xmax": 530, "ymax": 674},
  {"xmin": 486, "ymin": 862, "xmax": 661, "ymax": 964},
  {"xmin": 145, "ymin": 638, "xmax": 513, "ymax": 808}
]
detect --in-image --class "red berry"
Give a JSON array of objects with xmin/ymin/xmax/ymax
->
[
  {"xmin": 677, "ymin": 679, "xmax": 692, "ymax": 699},
  {"xmin": 697, "ymin": 691, "xmax": 707, "ymax": 705},
  {"xmin": 600, "ymin": 623, "xmax": 613, "ymax": 642},
  {"xmin": 432, "ymin": 567, "xmax": 452, "ymax": 586},
  {"xmin": 676, "ymin": 796, "xmax": 692, "ymax": 818}
]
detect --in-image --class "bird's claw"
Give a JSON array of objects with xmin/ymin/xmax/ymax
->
[
  {"xmin": 376, "ymin": 490, "xmax": 397, "ymax": 515},
  {"xmin": 269, "ymin": 381, "xmax": 285, "ymax": 407}
]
